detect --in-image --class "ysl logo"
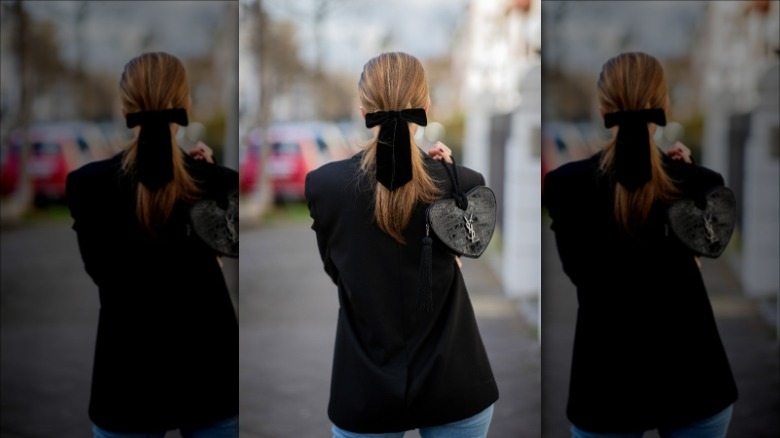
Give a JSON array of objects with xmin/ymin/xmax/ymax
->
[
  {"xmin": 703, "ymin": 211, "xmax": 718, "ymax": 243},
  {"xmin": 464, "ymin": 213, "xmax": 479, "ymax": 243}
]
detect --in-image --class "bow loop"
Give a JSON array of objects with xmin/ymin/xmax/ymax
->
[
  {"xmin": 364, "ymin": 108, "xmax": 428, "ymax": 191},
  {"xmin": 126, "ymin": 108, "xmax": 189, "ymax": 129},
  {"xmin": 604, "ymin": 108, "xmax": 666, "ymax": 129},
  {"xmin": 125, "ymin": 108, "xmax": 189, "ymax": 190},
  {"xmin": 603, "ymin": 108, "xmax": 666, "ymax": 190}
]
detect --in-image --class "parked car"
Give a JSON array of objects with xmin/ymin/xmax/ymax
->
[
  {"xmin": 240, "ymin": 122, "xmax": 351, "ymax": 201},
  {"xmin": 0, "ymin": 137, "xmax": 21, "ymax": 197},
  {"xmin": 239, "ymin": 137, "xmax": 261, "ymax": 194},
  {"xmin": 0, "ymin": 121, "xmax": 115, "ymax": 203}
]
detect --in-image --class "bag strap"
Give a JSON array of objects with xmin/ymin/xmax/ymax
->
[
  {"xmin": 439, "ymin": 157, "xmax": 468, "ymax": 210},
  {"xmin": 419, "ymin": 156, "xmax": 469, "ymax": 313}
]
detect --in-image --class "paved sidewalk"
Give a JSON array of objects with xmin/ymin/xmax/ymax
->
[
  {"xmin": 541, "ymin": 221, "xmax": 780, "ymax": 438},
  {"xmin": 239, "ymin": 218, "xmax": 541, "ymax": 438},
  {"xmin": 0, "ymin": 221, "xmax": 238, "ymax": 438}
]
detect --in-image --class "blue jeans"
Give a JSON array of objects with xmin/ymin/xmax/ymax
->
[
  {"xmin": 331, "ymin": 404, "xmax": 494, "ymax": 438},
  {"xmin": 570, "ymin": 405, "xmax": 733, "ymax": 438},
  {"xmin": 92, "ymin": 415, "xmax": 238, "ymax": 438}
]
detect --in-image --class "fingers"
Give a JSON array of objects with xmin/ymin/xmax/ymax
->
[
  {"xmin": 455, "ymin": 256, "xmax": 462, "ymax": 269},
  {"xmin": 190, "ymin": 141, "xmax": 215, "ymax": 163},
  {"xmin": 428, "ymin": 141, "xmax": 453, "ymax": 164},
  {"xmin": 695, "ymin": 256, "xmax": 701, "ymax": 270},
  {"xmin": 217, "ymin": 256, "xmax": 224, "ymax": 269},
  {"xmin": 668, "ymin": 149, "xmax": 684, "ymax": 161},
  {"xmin": 668, "ymin": 142, "xmax": 692, "ymax": 164}
]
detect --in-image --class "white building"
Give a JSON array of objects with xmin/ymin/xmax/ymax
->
[
  {"xmin": 457, "ymin": 0, "xmax": 542, "ymax": 325},
  {"xmin": 695, "ymin": 1, "xmax": 779, "ymax": 311}
]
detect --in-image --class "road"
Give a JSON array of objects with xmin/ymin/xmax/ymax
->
[
  {"xmin": 0, "ymin": 219, "xmax": 238, "ymax": 438},
  {"xmin": 6, "ymin": 215, "xmax": 768, "ymax": 437},
  {"xmin": 1, "ymin": 217, "xmax": 540, "ymax": 438},
  {"xmin": 541, "ymin": 221, "xmax": 779, "ymax": 438},
  {"xmin": 238, "ymin": 217, "xmax": 541, "ymax": 438}
]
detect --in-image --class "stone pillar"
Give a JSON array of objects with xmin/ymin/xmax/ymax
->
[
  {"xmin": 742, "ymin": 63, "xmax": 779, "ymax": 300},
  {"xmin": 463, "ymin": 94, "xmax": 493, "ymax": 180},
  {"xmin": 702, "ymin": 92, "xmax": 733, "ymax": 182},
  {"xmin": 503, "ymin": 65, "xmax": 541, "ymax": 330}
]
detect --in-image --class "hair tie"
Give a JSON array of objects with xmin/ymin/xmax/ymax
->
[
  {"xmin": 603, "ymin": 108, "xmax": 666, "ymax": 190},
  {"xmin": 365, "ymin": 108, "xmax": 427, "ymax": 191},
  {"xmin": 126, "ymin": 108, "xmax": 189, "ymax": 190}
]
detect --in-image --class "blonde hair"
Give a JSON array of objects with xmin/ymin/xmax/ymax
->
[
  {"xmin": 119, "ymin": 52, "xmax": 200, "ymax": 235},
  {"xmin": 597, "ymin": 52, "xmax": 678, "ymax": 234},
  {"xmin": 358, "ymin": 52, "xmax": 440, "ymax": 244}
]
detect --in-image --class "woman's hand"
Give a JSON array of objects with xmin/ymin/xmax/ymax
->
[
  {"xmin": 668, "ymin": 141, "xmax": 693, "ymax": 164},
  {"xmin": 217, "ymin": 256, "xmax": 224, "ymax": 269},
  {"xmin": 455, "ymin": 256, "xmax": 462, "ymax": 270},
  {"xmin": 190, "ymin": 141, "xmax": 214, "ymax": 163},
  {"xmin": 428, "ymin": 141, "xmax": 453, "ymax": 164}
]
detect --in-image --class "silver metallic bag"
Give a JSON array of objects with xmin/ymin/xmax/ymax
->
[
  {"xmin": 667, "ymin": 185, "xmax": 736, "ymax": 258},
  {"xmin": 427, "ymin": 184, "xmax": 497, "ymax": 258},
  {"xmin": 189, "ymin": 188, "xmax": 239, "ymax": 258},
  {"xmin": 418, "ymin": 158, "xmax": 496, "ymax": 312}
]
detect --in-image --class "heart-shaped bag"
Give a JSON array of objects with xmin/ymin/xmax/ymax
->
[
  {"xmin": 189, "ymin": 188, "xmax": 239, "ymax": 258},
  {"xmin": 667, "ymin": 185, "xmax": 736, "ymax": 258},
  {"xmin": 427, "ymin": 185, "xmax": 497, "ymax": 258},
  {"xmin": 418, "ymin": 158, "xmax": 496, "ymax": 312}
]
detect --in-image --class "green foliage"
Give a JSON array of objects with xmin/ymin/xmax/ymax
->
[
  {"xmin": 203, "ymin": 112, "xmax": 227, "ymax": 162},
  {"xmin": 682, "ymin": 112, "xmax": 704, "ymax": 163},
  {"xmin": 260, "ymin": 202, "xmax": 312, "ymax": 226},
  {"xmin": 441, "ymin": 111, "xmax": 465, "ymax": 159}
]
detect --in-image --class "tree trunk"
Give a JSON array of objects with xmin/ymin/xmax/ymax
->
[{"xmin": 9, "ymin": 0, "xmax": 33, "ymax": 219}]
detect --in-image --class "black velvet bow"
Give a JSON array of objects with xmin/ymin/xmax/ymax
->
[
  {"xmin": 365, "ymin": 108, "xmax": 428, "ymax": 191},
  {"xmin": 126, "ymin": 108, "xmax": 189, "ymax": 190},
  {"xmin": 604, "ymin": 108, "xmax": 666, "ymax": 190}
]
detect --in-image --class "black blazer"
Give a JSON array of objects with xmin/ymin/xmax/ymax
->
[
  {"xmin": 305, "ymin": 151, "xmax": 499, "ymax": 433},
  {"xmin": 544, "ymin": 151, "xmax": 738, "ymax": 433},
  {"xmin": 66, "ymin": 151, "xmax": 238, "ymax": 432}
]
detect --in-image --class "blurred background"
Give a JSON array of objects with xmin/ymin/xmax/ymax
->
[
  {"xmin": 0, "ymin": 1, "xmax": 238, "ymax": 436},
  {"xmin": 540, "ymin": 1, "xmax": 779, "ymax": 437},
  {"xmin": 237, "ymin": 0, "xmax": 542, "ymax": 436}
]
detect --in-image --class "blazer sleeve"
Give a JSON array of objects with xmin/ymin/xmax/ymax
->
[
  {"xmin": 544, "ymin": 169, "xmax": 596, "ymax": 288},
  {"xmin": 305, "ymin": 171, "xmax": 340, "ymax": 286},
  {"xmin": 66, "ymin": 170, "xmax": 114, "ymax": 288},
  {"xmin": 690, "ymin": 164, "xmax": 726, "ymax": 196},
  {"xmin": 666, "ymin": 158, "xmax": 726, "ymax": 198},
  {"xmin": 189, "ymin": 158, "xmax": 238, "ymax": 206}
]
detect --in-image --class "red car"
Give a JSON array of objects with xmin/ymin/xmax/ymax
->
[
  {"xmin": 240, "ymin": 122, "xmax": 351, "ymax": 201},
  {"xmin": 1, "ymin": 122, "xmax": 114, "ymax": 203},
  {"xmin": 239, "ymin": 138, "xmax": 261, "ymax": 194}
]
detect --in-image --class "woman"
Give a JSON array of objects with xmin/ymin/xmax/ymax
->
[
  {"xmin": 544, "ymin": 52, "xmax": 738, "ymax": 437},
  {"xmin": 305, "ymin": 52, "xmax": 499, "ymax": 437},
  {"xmin": 66, "ymin": 52, "xmax": 238, "ymax": 437}
]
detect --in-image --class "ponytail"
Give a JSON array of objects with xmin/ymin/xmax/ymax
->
[
  {"xmin": 596, "ymin": 52, "xmax": 679, "ymax": 235},
  {"xmin": 357, "ymin": 52, "xmax": 441, "ymax": 244},
  {"xmin": 118, "ymin": 52, "xmax": 200, "ymax": 236}
]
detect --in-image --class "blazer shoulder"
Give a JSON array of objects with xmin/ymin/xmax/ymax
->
[
  {"xmin": 456, "ymin": 164, "xmax": 486, "ymax": 190},
  {"xmin": 68, "ymin": 153, "xmax": 123, "ymax": 182},
  {"xmin": 305, "ymin": 155, "xmax": 360, "ymax": 199},
  {"xmin": 684, "ymin": 163, "xmax": 724, "ymax": 187},
  {"xmin": 66, "ymin": 153, "xmax": 124, "ymax": 196},
  {"xmin": 546, "ymin": 153, "xmax": 601, "ymax": 184},
  {"xmin": 310, "ymin": 155, "xmax": 358, "ymax": 179},
  {"xmin": 186, "ymin": 155, "xmax": 238, "ymax": 192},
  {"xmin": 664, "ymin": 156, "xmax": 725, "ymax": 193},
  {"xmin": 424, "ymin": 155, "xmax": 486, "ymax": 191},
  {"xmin": 544, "ymin": 153, "xmax": 601, "ymax": 199}
]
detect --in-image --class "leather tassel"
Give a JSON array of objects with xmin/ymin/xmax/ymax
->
[{"xmin": 418, "ymin": 226, "xmax": 433, "ymax": 312}]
